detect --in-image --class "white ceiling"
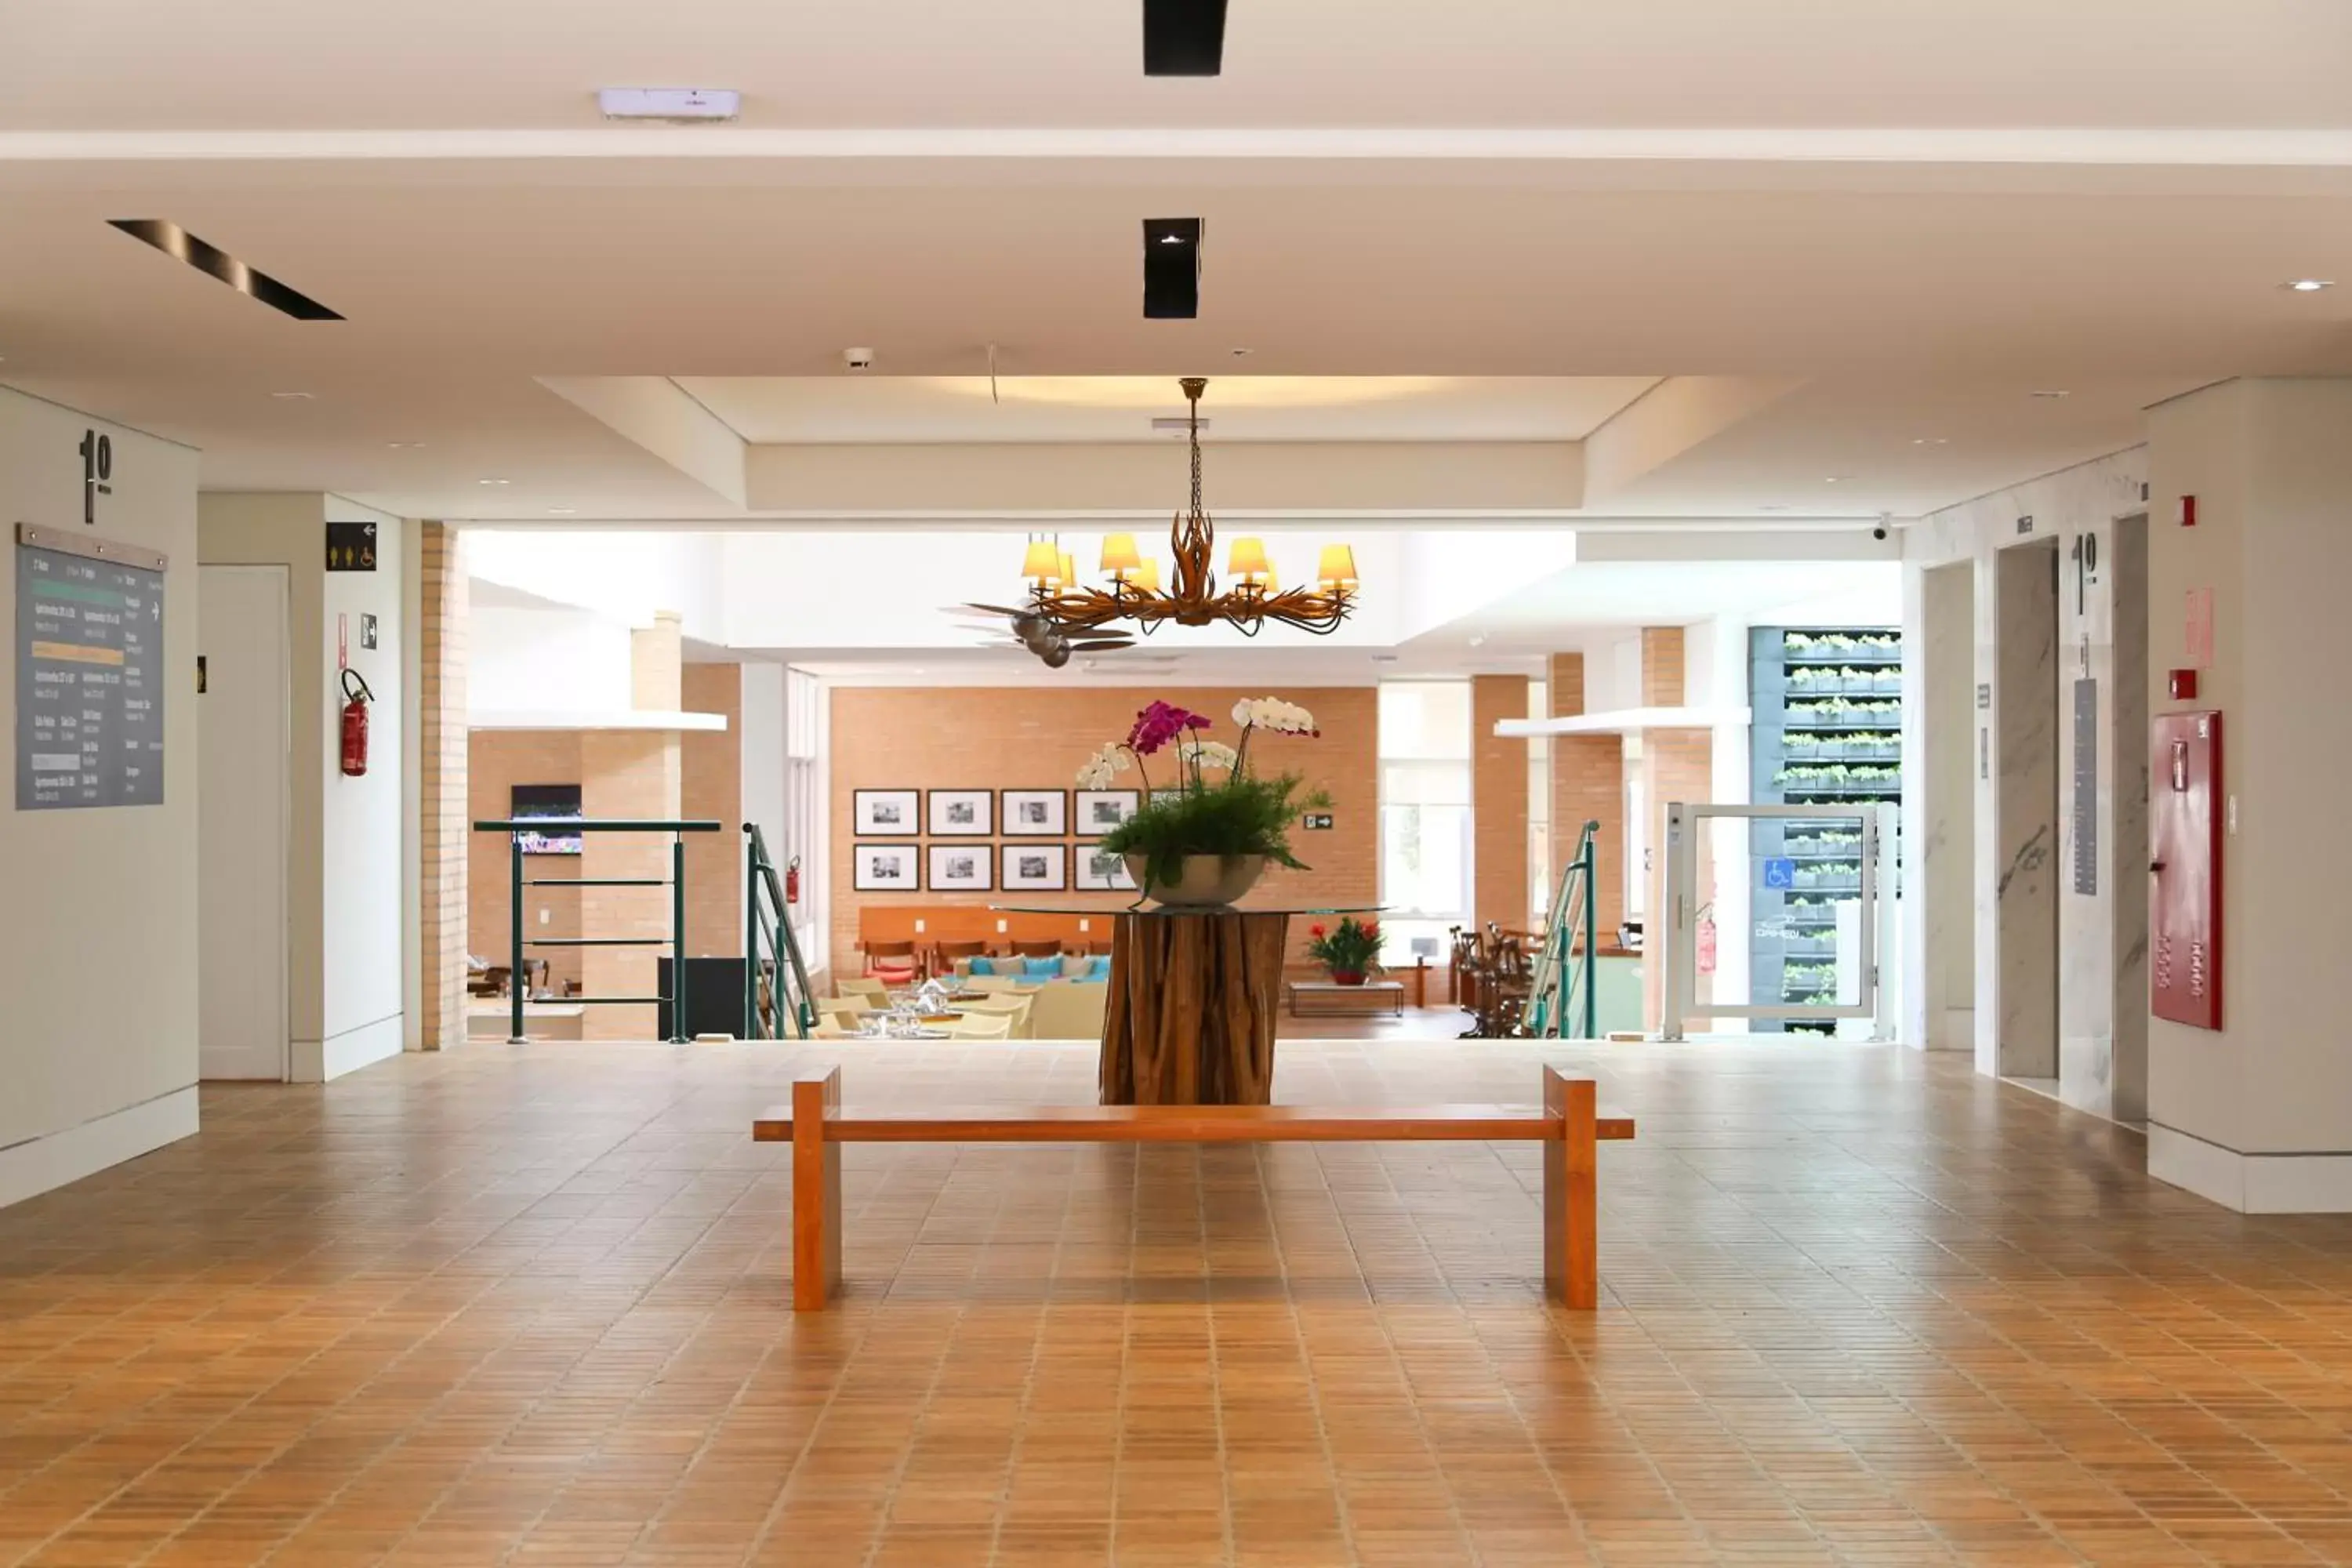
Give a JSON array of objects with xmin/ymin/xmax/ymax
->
[
  {"xmin": 9, "ymin": 0, "xmax": 2347, "ymax": 130},
  {"xmin": 0, "ymin": 2, "xmax": 2347, "ymax": 524},
  {"xmin": 674, "ymin": 376, "xmax": 1659, "ymax": 443}
]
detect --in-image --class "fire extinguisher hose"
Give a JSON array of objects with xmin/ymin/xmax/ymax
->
[{"xmin": 341, "ymin": 667, "xmax": 374, "ymax": 704}]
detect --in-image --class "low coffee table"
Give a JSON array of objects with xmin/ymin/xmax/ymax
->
[{"xmin": 1287, "ymin": 978, "xmax": 1406, "ymax": 1018}]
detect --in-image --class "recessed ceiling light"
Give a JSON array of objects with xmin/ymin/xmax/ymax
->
[
  {"xmin": 546, "ymin": 506, "xmax": 577, "ymax": 515},
  {"xmin": 270, "ymin": 390, "xmax": 313, "ymax": 400},
  {"xmin": 2284, "ymin": 278, "xmax": 2334, "ymax": 292},
  {"xmin": 478, "ymin": 477, "xmax": 510, "ymax": 485},
  {"xmin": 1757, "ymin": 504, "xmax": 1787, "ymax": 512},
  {"xmin": 2031, "ymin": 389, "xmax": 2071, "ymax": 399},
  {"xmin": 1231, "ymin": 347, "xmax": 1253, "ymax": 357},
  {"xmin": 1911, "ymin": 437, "xmax": 1948, "ymax": 446},
  {"xmin": 1824, "ymin": 476, "xmax": 1851, "ymax": 485},
  {"xmin": 387, "ymin": 441, "xmax": 423, "ymax": 449}
]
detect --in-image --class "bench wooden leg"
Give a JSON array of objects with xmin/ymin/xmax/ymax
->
[
  {"xmin": 1543, "ymin": 1067, "xmax": 1598, "ymax": 1309},
  {"xmin": 792, "ymin": 1068, "xmax": 842, "ymax": 1311}
]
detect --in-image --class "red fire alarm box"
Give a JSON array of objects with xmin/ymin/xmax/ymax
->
[{"xmin": 2150, "ymin": 711, "xmax": 2223, "ymax": 1030}]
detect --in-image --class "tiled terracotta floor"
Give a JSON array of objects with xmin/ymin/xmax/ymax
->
[{"xmin": 4, "ymin": 1039, "xmax": 2352, "ymax": 1566}]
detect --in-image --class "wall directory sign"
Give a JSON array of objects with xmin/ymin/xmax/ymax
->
[{"xmin": 14, "ymin": 524, "xmax": 168, "ymax": 810}]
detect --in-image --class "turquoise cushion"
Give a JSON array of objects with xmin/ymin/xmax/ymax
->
[
  {"xmin": 1021, "ymin": 956, "xmax": 1062, "ymax": 979},
  {"xmin": 1084, "ymin": 955, "xmax": 1112, "ymax": 981},
  {"xmin": 967, "ymin": 956, "xmax": 996, "ymax": 976}
]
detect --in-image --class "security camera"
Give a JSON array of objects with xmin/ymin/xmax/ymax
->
[
  {"xmin": 843, "ymin": 347, "xmax": 875, "ymax": 371},
  {"xmin": 1872, "ymin": 525, "xmax": 1889, "ymax": 541}
]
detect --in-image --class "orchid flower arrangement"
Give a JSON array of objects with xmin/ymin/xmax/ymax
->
[{"xmin": 1076, "ymin": 695, "xmax": 1331, "ymax": 897}]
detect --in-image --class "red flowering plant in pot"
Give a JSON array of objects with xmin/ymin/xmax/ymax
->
[{"xmin": 1304, "ymin": 916, "xmax": 1382, "ymax": 985}]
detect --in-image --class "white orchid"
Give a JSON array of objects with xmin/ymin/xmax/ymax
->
[
  {"xmin": 1074, "ymin": 742, "xmax": 1133, "ymax": 791},
  {"xmin": 1185, "ymin": 739, "xmax": 1240, "ymax": 774},
  {"xmin": 1232, "ymin": 696, "xmax": 1318, "ymax": 735}
]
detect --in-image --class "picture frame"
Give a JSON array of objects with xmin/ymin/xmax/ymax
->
[
  {"xmin": 1075, "ymin": 842, "xmax": 1136, "ymax": 892},
  {"xmin": 927, "ymin": 788, "xmax": 993, "ymax": 837},
  {"xmin": 1000, "ymin": 843, "xmax": 1067, "ymax": 892},
  {"xmin": 1000, "ymin": 789, "xmax": 1067, "ymax": 837},
  {"xmin": 1075, "ymin": 789, "xmax": 1142, "ymax": 833},
  {"xmin": 927, "ymin": 844, "xmax": 993, "ymax": 892},
  {"xmin": 851, "ymin": 843, "xmax": 919, "ymax": 891},
  {"xmin": 853, "ymin": 789, "xmax": 918, "ymax": 836}
]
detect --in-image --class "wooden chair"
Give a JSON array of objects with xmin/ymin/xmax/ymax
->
[
  {"xmin": 863, "ymin": 938, "xmax": 924, "ymax": 984},
  {"xmin": 946, "ymin": 1013, "xmax": 1014, "ymax": 1040},
  {"xmin": 757, "ymin": 1065, "xmax": 1634, "ymax": 1312},
  {"xmin": 835, "ymin": 977, "xmax": 888, "ymax": 1005},
  {"xmin": 1010, "ymin": 938, "xmax": 1064, "ymax": 960},
  {"xmin": 932, "ymin": 939, "xmax": 992, "ymax": 975}
]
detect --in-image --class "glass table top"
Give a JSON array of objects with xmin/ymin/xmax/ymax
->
[{"xmin": 990, "ymin": 902, "xmax": 1385, "ymax": 918}]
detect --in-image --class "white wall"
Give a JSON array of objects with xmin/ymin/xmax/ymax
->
[
  {"xmin": 198, "ymin": 493, "xmax": 409, "ymax": 1082},
  {"xmin": 467, "ymin": 530, "xmax": 727, "ymax": 643},
  {"xmin": 322, "ymin": 500, "xmax": 407, "ymax": 1076},
  {"xmin": 0, "ymin": 387, "xmax": 201, "ymax": 1207},
  {"xmin": 2145, "ymin": 379, "xmax": 2352, "ymax": 1210},
  {"xmin": 470, "ymin": 603, "xmax": 634, "ymax": 713}
]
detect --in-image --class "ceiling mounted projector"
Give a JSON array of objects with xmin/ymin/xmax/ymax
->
[{"xmin": 597, "ymin": 88, "xmax": 741, "ymax": 122}]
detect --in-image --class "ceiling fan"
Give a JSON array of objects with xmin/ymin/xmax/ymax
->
[{"xmin": 949, "ymin": 604, "xmax": 1137, "ymax": 668}]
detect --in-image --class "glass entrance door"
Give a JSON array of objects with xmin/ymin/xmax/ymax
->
[{"xmin": 1659, "ymin": 801, "xmax": 1896, "ymax": 1042}]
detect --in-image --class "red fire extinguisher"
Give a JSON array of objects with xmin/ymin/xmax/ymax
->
[
  {"xmin": 784, "ymin": 855, "xmax": 802, "ymax": 906},
  {"xmin": 339, "ymin": 668, "xmax": 373, "ymax": 778},
  {"xmin": 1696, "ymin": 902, "xmax": 1719, "ymax": 976}
]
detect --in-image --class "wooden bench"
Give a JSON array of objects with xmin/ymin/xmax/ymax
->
[{"xmin": 753, "ymin": 1066, "xmax": 1635, "ymax": 1312}]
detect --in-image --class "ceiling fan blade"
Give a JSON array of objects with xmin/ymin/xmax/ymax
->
[
  {"xmin": 1069, "ymin": 639, "xmax": 1135, "ymax": 652},
  {"xmin": 960, "ymin": 601, "xmax": 1034, "ymax": 617}
]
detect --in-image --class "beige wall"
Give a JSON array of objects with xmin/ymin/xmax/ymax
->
[
  {"xmin": 681, "ymin": 661, "xmax": 744, "ymax": 956},
  {"xmin": 829, "ymin": 685, "xmax": 1377, "ymax": 974},
  {"xmin": 0, "ymin": 388, "xmax": 201, "ymax": 1204}
]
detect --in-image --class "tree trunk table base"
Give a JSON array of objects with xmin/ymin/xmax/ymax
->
[{"xmin": 1098, "ymin": 910, "xmax": 1287, "ymax": 1105}]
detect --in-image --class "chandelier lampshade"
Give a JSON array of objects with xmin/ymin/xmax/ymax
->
[{"xmin": 978, "ymin": 379, "xmax": 1358, "ymax": 664}]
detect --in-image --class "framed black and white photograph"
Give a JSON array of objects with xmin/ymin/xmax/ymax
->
[
  {"xmin": 1075, "ymin": 789, "xmax": 1142, "ymax": 833},
  {"xmin": 1001, "ymin": 789, "xmax": 1067, "ymax": 837},
  {"xmin": 927, "ymin": 788, "xmax": 993, "ymax": 837},
  {"xmin": 927, "ymin": 844, "xmax": 993, "ymax": 892},
  {"xmin": 851, "ymin": 843, "xmax": 919, "ymax": 891},
  {"xmin": 853, "ymin": 789, "xmax": 918, "ymax": 836},
  {"xmin": 1075, "ymin": 842, "xmax": 1137, "ymax": 892},
  {"xmin": 1000, "ymin": 843, "xmax": 1067, "ymax": 892}
]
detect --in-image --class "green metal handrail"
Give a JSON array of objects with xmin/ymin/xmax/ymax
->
[
  {"xmin": 743, "ymin": 823, "xmax": 816, "ymax": 1040},
  {"xmin": 474, "ymin": 818, "xmax": 722, "ymax": 1044},
  {"xmin": 1524, "ymin": 820, "xmax": 1600, "ymax": 1040}
]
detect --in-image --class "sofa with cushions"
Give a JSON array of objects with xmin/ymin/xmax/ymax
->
[{"xmin": 950, "ymin": 955, "xmax": 1111, "ymax": 1040}]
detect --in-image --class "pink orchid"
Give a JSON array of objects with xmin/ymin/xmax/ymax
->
[{"xmin": 1126, "ymin": 700, "xmax": 1211, "ymax": 756}]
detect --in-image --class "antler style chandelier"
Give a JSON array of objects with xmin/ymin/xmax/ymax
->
[{"xmin": 996, "ymin": 378, "xmax": 1359, "ymax": 663}]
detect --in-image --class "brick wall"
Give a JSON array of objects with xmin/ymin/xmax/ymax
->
[
  {"xmin": 829, "ymin": 685, "xmax": 1377, "ymax": 975},
  {"xmin": 579, "ymin": 732, "xmax": 679, "ymax": 1040},
  {"xmin": 1549, "ymin": 652, "xmax": 1626, "ymax": 943},
  {"xmin": 416, "ymin": 524, "xmax": 468, "ymax": 1051},
  {"xmin": 1471, "ymin": 674, "xmax": 1530, "ymax": 933},
  {"xmin": 468, "ymin": 731, "xmax": 586, "ymax": 996},
  {"xmin": 1641, "ymin": 626, "xmax": 1686, "ymax": 706},
  {"xmin": 680, "ymin": 662, "xmax": 743, "ymax": 957}
]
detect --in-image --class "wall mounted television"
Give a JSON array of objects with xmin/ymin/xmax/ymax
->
[{"xmin": 512, "ymin": 783, "xmax": 583, "ymax": 855}]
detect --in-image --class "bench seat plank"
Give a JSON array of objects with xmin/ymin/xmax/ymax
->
[{"xmin": 753, "ymin": 1104, "xmax": 1636, "ymax": 1144}]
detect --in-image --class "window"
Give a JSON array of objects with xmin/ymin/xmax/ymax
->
[
  {"xmin": 1377, "ymin": 681, "xmax": 1472, "ymax": 962},
  {"xmin": 784, "ymin": 666, "xmax": 826, "ymax": 969}
]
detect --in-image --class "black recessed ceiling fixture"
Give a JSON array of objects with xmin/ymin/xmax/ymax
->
[
  {"xmin": 1144, "ymin": 0, "xmax": 1228, "ymax": 75},
  {"xmin": 1144, "ymin": 218, "xmax": 1203, "ymax": 319},
  {"xmin": 107, "ymin": 220, "xmax": 344, "ymax": 321}
]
